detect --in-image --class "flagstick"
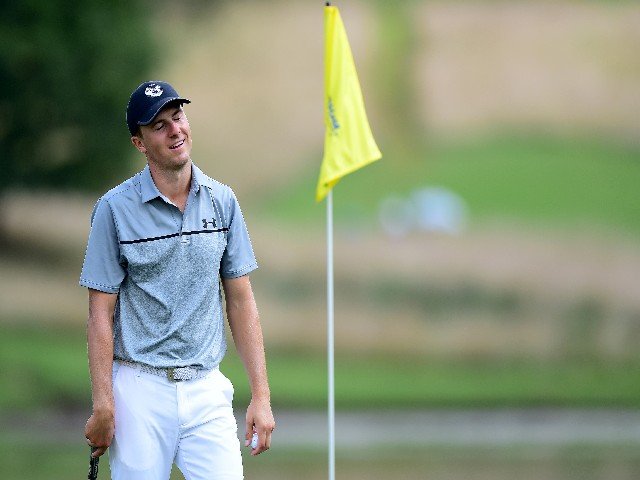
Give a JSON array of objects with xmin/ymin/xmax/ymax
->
[
  {"xmin": 325, "ymin": 3, "xmax": 335, "ymax": 479},
  {"xmin": 321, "ymin": 2, "xmax": 380, "ymax": 476},
  {"xmin": 326, "ymin": 189, "xmax": 336, "ymax": 480},
  {"xmin": 324, "ymin": 2, "xmax": 334, "ymax": 478}
]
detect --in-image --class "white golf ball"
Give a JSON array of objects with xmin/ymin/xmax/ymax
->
[{"xmin": 251, "ymin": 433, "xmax": 258, "ymax": 449}]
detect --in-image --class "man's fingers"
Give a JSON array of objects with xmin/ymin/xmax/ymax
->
[
  {"xmin": 86, "ymin": 436, "xmax": 110, "ymax": 457},
  {"xmin": 88, "ymin": 444, "xmax": 108, "ymax": 458},
  {"xmin": 250, "ymin": 428, "xmax": 272, "ymax": 456},
  {"xmin": 92, "ymin": 446, "xmax": 108, "ymax": 458},
  {"xmin": 245, "ymin": 419, "xmax": 254, "ymax": 447},
  {"xmin": 262, "ymin": 429, "xmax": 272, "ymax": 452}
]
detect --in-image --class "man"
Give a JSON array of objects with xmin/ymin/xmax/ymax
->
[{"xmin": 80, "ymin": 80, "xmax": 274, "ymax": 479}]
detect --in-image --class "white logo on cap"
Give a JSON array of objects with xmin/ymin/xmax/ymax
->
[{"xmin": 144, "ymin": 84, "xmax": 163, "ymax": 97}]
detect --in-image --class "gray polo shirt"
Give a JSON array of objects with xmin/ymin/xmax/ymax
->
[{"xmin": 80, "ymin": 163, "xmax": 258, "ymax": 370}]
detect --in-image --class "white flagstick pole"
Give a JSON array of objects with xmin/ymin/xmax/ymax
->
[
  {"xmin": 326, "ymin": 189, "xmax": 336, "ymax": 480},
  {"xmin": 324, "ymin": 3, "xmax": 335, "ymax": 478}
]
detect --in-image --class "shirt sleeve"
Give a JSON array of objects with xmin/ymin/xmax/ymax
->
[
  {"xmin": 79, "ymin": 198, "xmax": 126, "ymax": 293},
  {"xmin": 220, "ymin": 189, "xmax": 258, "ymax": 278}
]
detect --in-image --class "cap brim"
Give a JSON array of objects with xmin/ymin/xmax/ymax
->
[{"xmin": 137, "ymin": 97, "xmax": 191, "ymax": 126}]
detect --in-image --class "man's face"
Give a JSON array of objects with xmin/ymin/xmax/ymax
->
[{"xmin": 132, "ymin": 105, "xmax": 193, "ymax": 170}]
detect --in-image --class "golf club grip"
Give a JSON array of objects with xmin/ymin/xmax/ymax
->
[{"xmin": 88, "ymin": 447, "xmax": 99, "ymax": 480}]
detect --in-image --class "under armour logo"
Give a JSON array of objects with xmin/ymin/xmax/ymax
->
[{"xmin": 202, "ymin": 218, "xmax": 216, "ymax": 229}]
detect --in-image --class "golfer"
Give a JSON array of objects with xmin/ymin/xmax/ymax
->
[{"xmin": 80, "ymin": 80, "xmax": 274, "ymax": 479}]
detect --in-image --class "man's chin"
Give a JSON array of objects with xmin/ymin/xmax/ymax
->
[
  {"xmin": 169, "ymin": 151, "xmax": 191, "ymax": 166},
  {"xmin": 152, "ymin": 156, "xmax": 191, "ymax": 172},
  {"xmin": 175, "ymin": 155, "xmax": 191, "ymax": 166}
]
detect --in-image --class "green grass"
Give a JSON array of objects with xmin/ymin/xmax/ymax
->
[
  {"xmin": 0, "ymin": 322, "xmax": 90, "ymax": 410},
  {"xmin": 258, "ymin": 134, "xmax": 640, "ymax": 235},
  {"xmin": 226, "ymin": 351, "xmax": 640, "ymax": 409},
  {"xmin": 4, "ymin": 322, "xmax": 640, "ymax": 412},
  {"xmin": 3, "ymin": 436, "xmax": 640, "ymax": 480}
]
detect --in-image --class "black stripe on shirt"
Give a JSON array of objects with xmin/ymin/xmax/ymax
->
[{"xmin": 120, "ymin": 228, "xmax": 229, "ymax": 245}]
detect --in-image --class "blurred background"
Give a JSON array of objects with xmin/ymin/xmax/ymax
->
[{"xmin": 1, "ymin": 0, "xmax": 640, "ymax": 478}]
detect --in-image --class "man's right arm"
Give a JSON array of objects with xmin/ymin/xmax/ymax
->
[{"xmin": 84, "ymin": 288, "xmax": 118, "ymax": 458}]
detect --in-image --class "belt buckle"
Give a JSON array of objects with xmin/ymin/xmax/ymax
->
[{"xmin": 167, "ymin": 366, "xmax": 195, "ymax": 382}]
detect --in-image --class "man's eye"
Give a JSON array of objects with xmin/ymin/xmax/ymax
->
[{"xmin": 154, "ymin": 124, "xmax": 164, "ymax": 131}]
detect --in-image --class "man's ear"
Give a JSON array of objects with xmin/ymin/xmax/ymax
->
[{"xmin": 131, "ymin": 135, "xmax": 146, "ymax": 154}]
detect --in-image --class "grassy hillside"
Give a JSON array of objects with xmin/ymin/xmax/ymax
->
[
  {"xmin": 259, "ymin": 134, "xmax": 640, "ymax": 236},
  {"xmin": 3, "ymin": 323, "xmax": 640, "ymax": 412}
]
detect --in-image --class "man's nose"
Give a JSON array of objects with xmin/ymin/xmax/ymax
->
[{"xmin": 167, "ymin": 120, "xmax": 180, "ymax": 136}]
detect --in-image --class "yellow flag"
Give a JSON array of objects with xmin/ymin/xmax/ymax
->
[{"xmin": 316, "ymin": 5, "xmax": 382, "ymax": 202}]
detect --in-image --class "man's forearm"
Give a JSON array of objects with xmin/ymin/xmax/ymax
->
[
  {"xmin": 87, "ymin": 290, "xmax": 117, "ymax": 412},
  {"xmin": 223, "ymin": 276, "xmax": 271, "ymax": 399},
  {"xmin": 87, "ymin": 313, "xmax": 115, "ymax": 411},
  {"xmin": 227, "ymin": 301, "xmax": 270, "ymax": 399}
]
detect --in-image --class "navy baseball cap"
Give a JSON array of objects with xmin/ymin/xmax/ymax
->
[{"xmin": 126, "ymin": 81, "xmax": 191, "ymax": 136}]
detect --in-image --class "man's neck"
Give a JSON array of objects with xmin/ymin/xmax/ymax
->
[{"xmin": 148, "ymin": 159, "xmax": 192, "ymax": 212}]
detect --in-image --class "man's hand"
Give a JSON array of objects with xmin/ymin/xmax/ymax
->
[
  {"xmin": 85, "ymin": 407, "xmax": 115, "ymax": 458},
  {"xmin": 245, "ymin": 397, "xmax": 275, "ymax": 456}
]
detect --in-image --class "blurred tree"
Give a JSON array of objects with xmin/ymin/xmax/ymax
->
[{"xmin": 0, "ymin": 0, "xmax": 155, "ymax": 195}]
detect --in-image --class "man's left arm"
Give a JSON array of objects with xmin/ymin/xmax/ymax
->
[{"xmin": 222, "ymin": 275, "xmax": 275, "ymax": 456}]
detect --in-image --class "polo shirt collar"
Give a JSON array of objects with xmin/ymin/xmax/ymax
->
[
  {"xmin": 192, "ymin": 163, "xmax": 217, "ymax": 191},
  {"xmin": 140, "ymin": 165, "xmax": 162, "ymax": 203},
  {"xmin": 140, "ymin": 163, "xmax": 210, "ymax": 204}
]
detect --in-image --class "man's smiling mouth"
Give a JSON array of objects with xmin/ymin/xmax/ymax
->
[{"xmin": 169, "ymin": 140, "xmax": 185, "ymax": 150}]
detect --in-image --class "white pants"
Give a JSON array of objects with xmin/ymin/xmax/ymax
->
[{"xmin": 109, "ymin": 362, "xmax": 243, "ymax": 480}]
